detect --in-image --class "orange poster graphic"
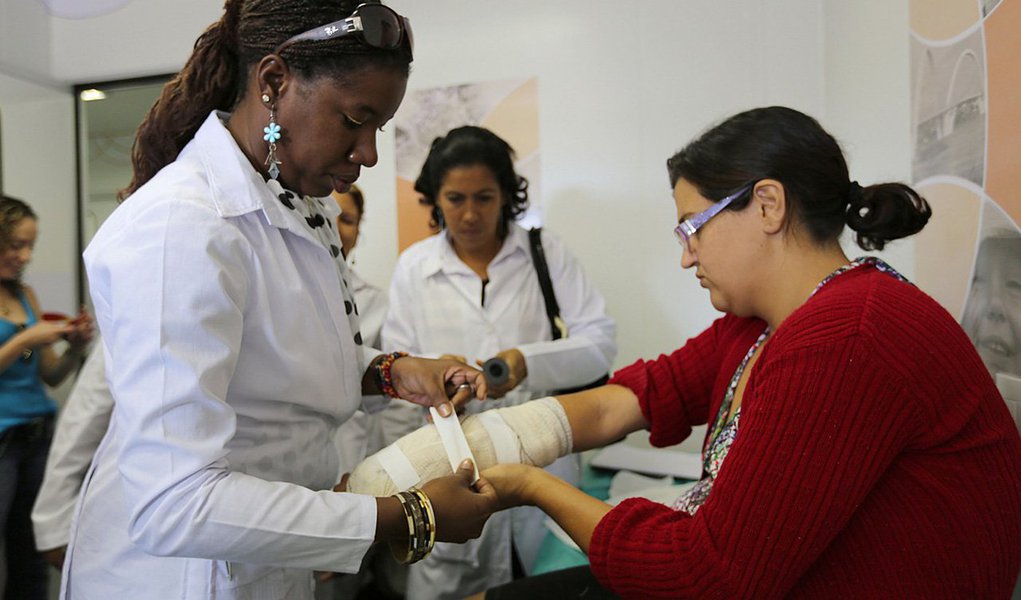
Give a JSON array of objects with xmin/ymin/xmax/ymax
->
[
  {"xmin": 392, "ymin": 78, "xmax": 540, "ymax": 253},
  {"xmin": 984, "ymin": 0, "xmax": 1021, "ymax": 225}
]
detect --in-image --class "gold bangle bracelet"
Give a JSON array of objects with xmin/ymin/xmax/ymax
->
[
  {"xmin": 390, "ymin": 489, "xmax": 434, "ymax": 564},
  {"xmin": 406, "ymin": 489, "xmax": 431, "ymax": 562},
  {"xmin": 390, "ymin": 491, "xmax": 416, "ymax": 564},
  {"xmin": 406, "ymin": 490, "xmax": 427, "ymax": 557},
  {"xmin": 409, "ymin": 487, "xmax": 436, "ymax": 554}
]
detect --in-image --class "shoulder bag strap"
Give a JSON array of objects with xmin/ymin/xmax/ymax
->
[{"xmin": 528, "ymin": 227, "xmax": 568, "ymax": 340}]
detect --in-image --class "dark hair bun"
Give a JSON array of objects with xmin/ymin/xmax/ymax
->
[{"xmin": 846, "ymin": 183, "xmax": 931, "ymax": 251}]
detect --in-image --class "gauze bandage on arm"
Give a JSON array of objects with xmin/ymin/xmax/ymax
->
[{"xmin": 347, "ymin": 397, "xmax": 572, "ymax": 496}]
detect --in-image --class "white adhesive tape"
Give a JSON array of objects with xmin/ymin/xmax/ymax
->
[
  {"xmin": 376, "ymin": 443, "xmax": 421, "ymax": 492},
  {"xmin": 429, "ymin": 406, "xmax": 480, "ymax": 483},
  {"xmin": 477, "ymin": 410, "xmax": 519, "ymax": 465}
]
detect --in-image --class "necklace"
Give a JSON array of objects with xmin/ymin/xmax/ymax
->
[{"xmin": 0, "ymin": 290, "xmax": 12, "ymax": 316}]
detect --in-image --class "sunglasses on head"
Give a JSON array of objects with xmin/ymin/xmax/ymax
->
[{"xmin": 274, "ymin": 3, "xmax": 413, "ymax": 58}]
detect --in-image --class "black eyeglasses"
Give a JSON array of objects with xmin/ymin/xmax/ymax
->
[{"xmin": 274, "ymin": 3, "xmax": 413, "ymax": 58}]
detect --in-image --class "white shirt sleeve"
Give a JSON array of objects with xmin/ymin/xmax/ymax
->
[
  {"xmin": 31, "ymin": 342, "xmax": 112, "ymax": 551},
  {"xmin": 516, "ymin": 231, "xmax": 617, "ymax": 391}
]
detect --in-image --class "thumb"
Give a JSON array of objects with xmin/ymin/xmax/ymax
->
[
  {"xmin": 471, "ymin": 473, "xmax": 496, "ymax": 498},
  {"xmin": 435, "ymin": 400, "xmax": 453, "ymax": 418},
  {"xmin": 457, "ymin": 459, "xmax": 478, "ymax": 483}
]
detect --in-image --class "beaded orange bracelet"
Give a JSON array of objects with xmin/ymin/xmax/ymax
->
[{"xmin": 375, "ymin": 351, "xmax": 408, "ymax": 398}]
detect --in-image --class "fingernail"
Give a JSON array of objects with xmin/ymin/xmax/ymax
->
[
  {"xmin": 460, "ymin": 459, "xmax": 473, "ymax": 470},
  {"xmin": 438, "ymin": 402, "xmax": 451, "ymax": 418}
]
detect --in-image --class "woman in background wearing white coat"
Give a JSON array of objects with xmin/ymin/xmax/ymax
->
[
  {"xmin": 382, "ymin": 125, "xmax": 617, "ymax": 599},
  {"xmin": 31, "ymin": 340, "xmax": 110, "ymax": 574}
]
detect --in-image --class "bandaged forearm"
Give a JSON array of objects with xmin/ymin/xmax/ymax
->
[{"xmin": 348, "ymin": 397, "xmax": 572, "ymax": 496}]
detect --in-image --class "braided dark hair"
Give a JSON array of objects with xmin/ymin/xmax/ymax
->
[
  {"xmin": 666, "ymin": 106, "xmax": 931, "ymax": 251},
  {"xmin": 0, "ymin": 195, "xmax": 37, "ymax": 292},
  {"xmin": 120, "ymin": 0, "xmax": 411, "ymax": 200},
  {"xmin": 414, "ymin": 126, "xmax": 529, "ymax": 237}
]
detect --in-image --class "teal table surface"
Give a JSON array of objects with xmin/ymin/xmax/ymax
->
[{"xmin": 530, "ymin": 463, "xmax": 614, "ymax": 575}]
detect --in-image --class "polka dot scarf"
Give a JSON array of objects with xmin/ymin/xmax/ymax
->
[{"xmin": 266, "ymin": 179, "xmax": 363, "ymax": 347}]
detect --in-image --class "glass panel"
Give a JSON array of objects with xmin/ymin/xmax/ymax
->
[{"xmin": 76, "ymin": 76, "xmax": 169, "ymax": 305}]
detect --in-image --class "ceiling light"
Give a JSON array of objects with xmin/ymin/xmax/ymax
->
[{"xmin": 79, "ymin": 89, "xmax": 107, "ymax": 102}]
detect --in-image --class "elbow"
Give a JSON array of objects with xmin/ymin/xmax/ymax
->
[
  {"xmin": 127, "ymin": 505, "xmax": 184, "ymax": 557},
  {"xmin": 125, "ymin": 484, "xmax": 209, "ymax": 557},
  {"xmin": 124, "ymin": 466, "xmax": 232, "ymax": 558},
  {"xmin": 39, "ymin": 360, "xmax": 74, "ymax": 388}
]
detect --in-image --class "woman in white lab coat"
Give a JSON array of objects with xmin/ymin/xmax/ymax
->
[
  {"xmin": 382, "ymin": 125, "xmax": 617, "ymax": 599},
  {"xmin": 65, "ymin": 3, "xmax": 497, "ymax": 599}
]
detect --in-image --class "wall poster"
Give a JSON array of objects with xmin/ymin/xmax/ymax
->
[
  {"xmin": 392, "ymin": 77, "xmax": 540, "ymax": 253},
  {"xmin": 910, "ymin": 0, "xmax": 1020, "ymax": 420}
]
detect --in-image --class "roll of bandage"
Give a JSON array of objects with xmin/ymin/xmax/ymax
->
[{"xmin": 482, "ymin": 357, "xmax": 510, "ymax": 387}]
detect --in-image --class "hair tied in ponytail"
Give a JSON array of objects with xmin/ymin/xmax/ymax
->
[
  {"xmin": 847, "ymin": 181, "xmax": 864, "ymax": 206},
  {"xmin": 219, "ymin": 0, "xmax": 243, "ymax": 53}
]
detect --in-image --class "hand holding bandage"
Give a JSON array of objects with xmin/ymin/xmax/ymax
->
[{"xmin": 348, "ymin": 397, "xmax": 573, "ymax": 496}]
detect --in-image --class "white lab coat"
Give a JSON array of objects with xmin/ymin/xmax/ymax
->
[
  {"xmin": 31, "ymin": 341, "xmax": 111, "ymax": 552},
  {"xmin": 32, "ymin": 279, "xmax": 386, "ymax": 554},
  {"xmin": 382, "ymin": 224, "xmax": 617, "ymax": 599},
  {"xmin": 66, "ymin": 112, "xmax": 387, "ymax": 600}
]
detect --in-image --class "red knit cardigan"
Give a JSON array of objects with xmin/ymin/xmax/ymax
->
[{"xmin": 590, "ymin": 264, "xmax": 1021, "ymax": 599}]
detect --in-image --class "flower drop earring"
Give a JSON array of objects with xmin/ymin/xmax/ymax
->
[{"xmin": 262, "ymin": 93, "xmax": 282, "ymax": 180}]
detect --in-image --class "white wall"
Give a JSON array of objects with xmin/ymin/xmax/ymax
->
[
  {"xmin": 0, "ymin": 71, "xmax": 77, "ymax": 314},
  {"xmin": 0, "ymin": 0, "xmax": 51, "ymax": 83},
  {"xmin": 48, "ymin": 0, "xmax": 222, "ymax": 82},
  {"xmin": 0, "ymin": 0, "xmax": 915, "ymax": 370},
  {"xmin": 823, "ymin": 0, "xmax": 915, "ymax": 276},
  {"xmin": 357, "ymin": 0, "xmax": 828, "ymax": 367},
  {"xmin": 0, "ymin": 70, "xmax": 79, "ymax": 406}
]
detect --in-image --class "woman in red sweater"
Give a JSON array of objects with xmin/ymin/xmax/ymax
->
[{"xmin": 478, "ymin": 106, "xmax": 1021, "ymax": 599}]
